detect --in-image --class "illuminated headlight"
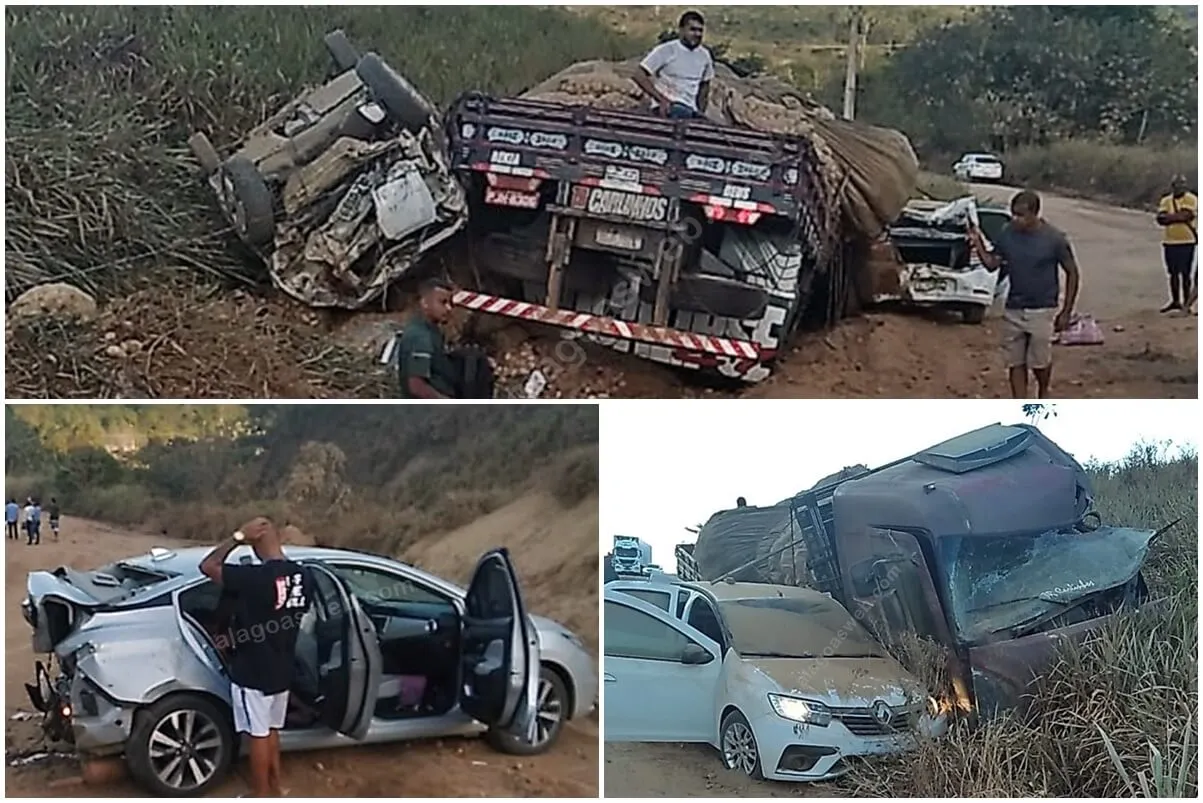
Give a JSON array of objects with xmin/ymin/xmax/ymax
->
[
  {"xmin": 767, "ymin": 693, "xmax": 832, "ymax": 726},
  {"xmin": 461, "ymin": 123, "xmax": 477, "ymax": 139}
]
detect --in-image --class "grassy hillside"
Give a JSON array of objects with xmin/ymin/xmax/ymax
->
[{"xmin": 4, "ymin": 404, "xmax": 599, "ymax": 555}]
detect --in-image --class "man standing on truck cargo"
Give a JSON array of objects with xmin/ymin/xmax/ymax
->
[
  {"xmin": 634, "ymin": 10, "xmax": 714, "ymax": 120},
  {"xmin": 1155, "ymin": 174, "xmax": 1197, "ymax": 313},
  {"xmin": 968, "ymin": 190, "xmax": 1081, "ymax": 400}
]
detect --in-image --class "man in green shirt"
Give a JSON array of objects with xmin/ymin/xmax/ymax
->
[{"xmin": 397, "ymin": 279, "xmax": 459, "ymax": 399}]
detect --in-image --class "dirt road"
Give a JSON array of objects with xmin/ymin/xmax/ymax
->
[
  {"xmin": 4, "ymin": 514, "xmax": 598, "ymax": 797},
  {"xmin": 604, "ymin": 742, "xmax": 844, "ymax": 798}
]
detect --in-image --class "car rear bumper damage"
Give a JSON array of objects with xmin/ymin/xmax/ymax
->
[
  {"xmin": 25, "ymin": 660, "xmax": 131, "ymax": 756},
  {"xmin": 874, "ymin": 263, "xmax": 997, "ymax": 308}
]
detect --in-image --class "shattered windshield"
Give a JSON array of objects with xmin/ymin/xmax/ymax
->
[
  {"xmin": 719, "ymin": 595, "xmax": 887, "ymax": 659},
  {"xmin": 939, "ymin": 527, "xmax": 1154, "ymax": 643}
]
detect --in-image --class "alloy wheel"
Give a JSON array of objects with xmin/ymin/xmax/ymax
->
[
  {"xmin": 532, "ymin": 675, "xmax": 564, "ymax": 747},
  {"xmin": 722, "ymin": 720, "xmax": 758, "ymax": 775},
  {"xmin": 147, "ymin": 708, "xmax": 224, "ymax": 791}
]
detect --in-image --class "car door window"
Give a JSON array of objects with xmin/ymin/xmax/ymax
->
[
  {"xmin": 685, "ymin": 597, "xmax": 725, "ymax": 648},
  {"xmin": 619, "ymin": 588, "xmax": 671, "ymax": 612},
  {"xmin": 605, "ymin": 600, "xmax": 702, "ymax": 661},
  {"xmin": 328, "ymin": 565, "xmax": 451, "ymax": 606}
]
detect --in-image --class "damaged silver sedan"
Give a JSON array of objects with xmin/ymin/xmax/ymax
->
[{"xmin": 187, "ymin": 32, "xmax": 467, "ymax": 308}]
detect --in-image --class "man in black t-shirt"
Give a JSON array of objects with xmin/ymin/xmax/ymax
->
[{"xmin": 199, "ymin": 517, "xmax": 310, "ymax": 798}]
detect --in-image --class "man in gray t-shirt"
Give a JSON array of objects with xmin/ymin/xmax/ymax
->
[{"xmin": 969, "ymin": 190, "xmax": 1081, "ymax": 400}]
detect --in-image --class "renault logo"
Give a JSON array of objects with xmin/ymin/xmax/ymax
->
[{"xmin": 871, "ymin": 700, "xmax": 894, "ymax": 726}]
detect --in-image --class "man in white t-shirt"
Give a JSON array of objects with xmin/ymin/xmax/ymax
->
[{"xmin": 634, "ymin": 10, "xmax": 714, "ymax": 119}]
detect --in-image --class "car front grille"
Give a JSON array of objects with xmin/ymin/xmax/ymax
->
[{"xmin": 834, "ymin": 704, "xmax": 921, "ymax": 737}]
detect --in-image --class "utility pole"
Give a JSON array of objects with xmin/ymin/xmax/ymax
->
[{"xmin": 842, "ymin": 6, "xmax": 863, "ymax": 121}]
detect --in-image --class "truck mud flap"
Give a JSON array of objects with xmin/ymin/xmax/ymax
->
[{"xmin": 453, "ymin": 289, "xmax": 766, "ymax": 361}]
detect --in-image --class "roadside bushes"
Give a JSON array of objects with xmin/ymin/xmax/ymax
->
[
  {"xmin": 5, "ymin": 405, "xmax": 598, "ymax": 552},
  {"xmin": 846, "ymin": 446, "xmax": 1198, "ymax": 798},
  {"xmin": 1003, "ymin": 142, "xmax": 1197, "ymax": 210}
]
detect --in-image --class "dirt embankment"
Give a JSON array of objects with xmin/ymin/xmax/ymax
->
[{"xmin": 4, "ymin": 500, "xmax": 598, "ymax": 798}]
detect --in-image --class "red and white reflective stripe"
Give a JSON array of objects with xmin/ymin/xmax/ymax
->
[
  {"xmin": 453, "ymin": 290, "xmax": 762, "ymax": 360},
  {"xmin": 703, "ymin": 205, "xmax": 761, "ymax": 225}
]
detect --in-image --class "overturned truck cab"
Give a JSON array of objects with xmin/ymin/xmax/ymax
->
[{"xmin": 689, "ymin": 423, "xmax": 1161, "ymax": 719}]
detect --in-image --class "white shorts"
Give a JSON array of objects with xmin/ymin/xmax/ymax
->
[{"xmin": 230, "ymin": 683, "xmax": 288, "ymax": 738}]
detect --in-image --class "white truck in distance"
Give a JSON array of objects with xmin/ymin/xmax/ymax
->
[{"xmin": 612, "ymin": 536, "xmax": 653, "ymax": 576}]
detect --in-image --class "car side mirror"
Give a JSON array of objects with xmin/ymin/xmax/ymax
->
[{"xmin": 681, "ymin": 643, "xmax": 714, "ymax": 665}]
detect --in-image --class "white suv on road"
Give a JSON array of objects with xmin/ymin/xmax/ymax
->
[
  {"xmin": 603, "ymin": 579, "xmax": 946, "ymax": 782},
  {"xmin": 952, "ymin": 153, "xmax": 1004, "ymax": 183}
]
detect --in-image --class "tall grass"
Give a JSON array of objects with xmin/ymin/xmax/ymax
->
[
  {"xmin": 4, "ymin": 6, "xmax": 638, "ymax": 298},
  {"xmin": 846, "ymin": 446, "xmax": 1198, "ymax": 797}
]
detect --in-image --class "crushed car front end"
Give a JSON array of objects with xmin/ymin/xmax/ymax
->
[{"xmin": 736, "ymin": 659, "xmax": 945, "ymax": 781}]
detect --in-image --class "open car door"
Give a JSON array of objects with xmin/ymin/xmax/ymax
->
[
  {"xmin": 460, "ymin": 548, "xmax": 539, "ymax": 745},
  {"xmin": 301, "ymin": 563, "xmax": 383, "ymax": 739}
]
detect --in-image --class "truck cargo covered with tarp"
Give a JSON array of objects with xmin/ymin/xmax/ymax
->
[{"xmin": 690, "ymin": 424, "xmax": 1095, "ymax": 590}]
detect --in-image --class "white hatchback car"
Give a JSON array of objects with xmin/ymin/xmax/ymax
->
[
  {"xmin": 604, "ymin": 580, "xmax": 945, "ymax": 782},
  {"xmin": 952, "ymin": 153, "xmax": 1004, "ymax": 183}
]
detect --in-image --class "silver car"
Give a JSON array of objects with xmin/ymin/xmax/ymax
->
[{"xmin": 22, "ymin": 544, "xmax": 596, "ymax": 796}]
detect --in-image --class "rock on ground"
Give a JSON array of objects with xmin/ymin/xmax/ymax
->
[{"xmin": 7, "ymin": 283, "xmax": 98, "ymax": 325}]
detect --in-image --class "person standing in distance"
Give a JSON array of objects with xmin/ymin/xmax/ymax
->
[
  {"xmin": 968, "ymin": 190, "xmax": 1081, "ymax": 400},
  {"xmin": 5, "ymin": 498, "xmax": 19, "ymax": 540},
  {"xmin": 1155, "ymin": 174, "xmax": 1197, "ymax": 313},
  {"xmin": 22, "ymin": 498, "xmax": 35, "ymax": 545},
  {"xmin": 47, "ymin": 497, "xmax": 61, "ymax": 541},
  {"xmin": 199, "ymin": 517, "xmax": 311, "ymax": 798},
  {"xmin": 634, "ymin": 10, "xmax": 714, "ymax": 120}
]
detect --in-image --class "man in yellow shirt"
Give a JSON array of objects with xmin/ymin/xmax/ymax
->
[{"xmin": 1155, "ymin": 174, "xmax": 1197, "ymax": 313}]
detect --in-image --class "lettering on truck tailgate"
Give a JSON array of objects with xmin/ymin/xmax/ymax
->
[{"xmin": 569, "ymin": 185, "xmax": 669, "ymax": 223}]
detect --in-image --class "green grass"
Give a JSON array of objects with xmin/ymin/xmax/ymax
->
[
  {"xmin": 846, "ymin": 445, "xmax": 1198, "ymax": 797},
  {"xmin": 4, "ymin": 6, "xmax": 637, "ymax": 299}
]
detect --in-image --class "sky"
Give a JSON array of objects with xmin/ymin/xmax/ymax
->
[{"xmin": 599, "ymin": 400, "xmax": 1197, "ymax": 567}]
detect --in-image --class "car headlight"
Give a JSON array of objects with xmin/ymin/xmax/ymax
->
[{"xmin": 767, "ymin": 693, "xmax": 832, "ymax": 726}]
